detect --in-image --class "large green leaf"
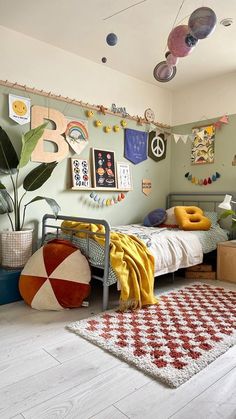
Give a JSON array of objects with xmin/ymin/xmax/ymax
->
[
  {"xmin": 0, "ymin": 126, "xmax": 19, "ymax": 172},
  {"xmin": 24, "ymin": 196, "xmax": 61, "ymax": 218},
  {"xmin": 0, "ymin": 181, "xmax": 6, "ymax": 189},
  {"xmin": 23, "ymin": 162, "xmax": 58, "ymax": 191},
  {"xmin": 0, "ymin": 189, "xmax": 14, "ymax": 214},
  {"xmin": 18, "ymin": 123, "xmax": 47, "ymax": 168},
  {"xmin": 219, "ymin": 209, "xmax": 235, "ymax": 219}
]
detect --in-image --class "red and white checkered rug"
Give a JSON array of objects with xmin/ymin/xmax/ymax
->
[{"xmin": 67, "ymin": 284, "xmax": 236, "ymax": 387}]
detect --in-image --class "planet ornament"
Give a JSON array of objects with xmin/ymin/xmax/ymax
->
[
  {"xmin": 168, "ymin": 25, "xmax": 195, "ymax": 57},
  {"xmin": 106, "ymin": 33, "xmax": 118, "ymax": 46},
  {"xmin": 188, "ymin": 7, "xmax": 217, "ymax": 40},
  {"xmin": 153, "ymin": 61, "xmax": 177, "ymax": 82}
]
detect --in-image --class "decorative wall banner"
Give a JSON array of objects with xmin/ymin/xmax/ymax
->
[
  {"xmin": 92, "ymin": 148, "xmax": 117, "ymax": 188},
  {"xmin": 184, "ymin": 171, "xmax": 220, "ymax": 186},
  {"xmin": 148, "ymin": 131, "xmax": 167, "ymax": 162},
  {"xmin": 142, "ymin": 179, "xmax": 152, "ymax": 196},
  {"xmin": 71, "ymin": 158, "xmax": 91, "ymax": 188},
  {"xmin": 31, "ymin": 106, "xmax": 68, "ymax": 163},
  {"xmin": 116, "ymin": 162, "xmax": 132, "ymax": 190},
  {"xmin": 124, "ymin": 128, "xmax": 148, "ymax": 164},
  {"xmin": 8, "ymin": 94, "xmax": 31, "ymax": 125},
  {"xmin": 191, "ymin": 125, "xmax": 215, "ymax": 165},
  {"xmin": 65, "ymin": 118, "xmax": 89, "ymax": 155}
]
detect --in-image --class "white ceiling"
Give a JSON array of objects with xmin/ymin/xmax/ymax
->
[{"xmin": 0, "ymin": 0, "xmax": 236, "ymax": 90}]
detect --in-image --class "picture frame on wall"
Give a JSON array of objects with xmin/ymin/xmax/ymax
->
[
  {"xmin": 116, "ymin": 162, "xmax": 133, "ymax": 190},
  {"xmin": 191, "ymin": 124, "xmax": 215, "ymax": 165},
  {"xmin": 92, "ymin": 148, "xmax": 117, "ymax": 189},
  {"xmin": 71, "ymin": 158, "xmax": 91, "ymax": 189}
]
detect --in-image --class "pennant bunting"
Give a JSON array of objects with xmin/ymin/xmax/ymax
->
[
  {"xmin": 219, "ymin": 115, "xmax": 229, "ymax": 124},
  {"xmin": 181, "ymin": 135, "xmax": 189, "ymax": 144},
  {"xmin": 173, "ymin": 134, "xmax": 181, "ymax": 143},
  {"xmin": 172, "ymin": 114, "xmax": 229, "ymax": 144}
]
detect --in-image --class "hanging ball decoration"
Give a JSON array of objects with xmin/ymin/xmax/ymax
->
[
  {"xmin": 185, "ymin": 172, "xmax": 190, "ymax": 178},
  {"xmin": 185, "ymin": 33, "xmax": 198, "ymax": 47},
  {"xmin": 188, "ymin": 7, "xmax": 217, "ymax": 40},
  {"xmin": 101, "ymin": 57, "xmax": 107, "ymax": 63},
  {"xmin": 168, "ymin": 25, "xmax": 195, "ymax": 57},
  {"xmin": 153, "ymin": 61, "xmax": 177, "ymax": 83},
  {"xmin": 216, "ymin": 172, "xmax": 220, "ymax": 179},
  {"xmin": 106, "ymin": 33, "xmax": 118, "ymax": 46},
  {"xmin": 166, "ymin": 53, "xmax": 179, "ymax": 67}
]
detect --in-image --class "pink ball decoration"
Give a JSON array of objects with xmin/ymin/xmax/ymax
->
[
  {"xmin": 166, "ymin": 53, "xmax": 179, "ymax": 67},
  {"xmin": 168, "ymin": 25, "xmax": 195, "ymax": 57}
]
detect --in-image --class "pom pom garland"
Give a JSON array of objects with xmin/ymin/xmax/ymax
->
[{"xmin": 89, "ymin": 192, "xmax": 126, "ymax": 207}]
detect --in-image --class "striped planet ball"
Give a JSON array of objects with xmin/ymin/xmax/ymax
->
[{"xmin": 19, "ymin": 239, "xmax": 91, "ymax": 310}]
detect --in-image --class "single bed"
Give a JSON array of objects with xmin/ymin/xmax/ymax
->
[{"xmin": 42, "ymin": 192, "xmax": 230, "ymax": 310}]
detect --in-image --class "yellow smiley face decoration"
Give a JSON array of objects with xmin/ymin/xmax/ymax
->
[{"xmin": 12, "ymin": 100, "xmax": 27, "ymax": 116}]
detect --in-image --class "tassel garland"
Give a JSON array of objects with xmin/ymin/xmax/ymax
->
[{"xmin": 184, "ymin": 171, "xmax": 220, "ymax": 186}]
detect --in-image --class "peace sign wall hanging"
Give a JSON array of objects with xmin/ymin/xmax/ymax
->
[{"xmin": 148, "ymin": 131, "xmax": 167, "ymax": 162}]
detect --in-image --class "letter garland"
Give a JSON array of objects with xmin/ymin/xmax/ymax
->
[
  {"xmin": 184, "ymin": 171, "xmax": 221, "ymax": 186},
  {"xmin": 89, "ymin": 191, "xmax": 126, "ymax": 207}
]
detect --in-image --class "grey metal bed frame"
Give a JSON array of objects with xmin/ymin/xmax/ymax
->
[
  {"xmin": 42, "ymin": 214, "xmax": 111, "ymax": 311},
  {"xmin": 41, "ymin": 192, "xmax": 233, "ymax": 311}
]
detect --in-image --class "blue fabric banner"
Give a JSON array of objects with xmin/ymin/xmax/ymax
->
[{"xmin": 124, "ymin": 128, "xmax": 148, "ymax": 164}]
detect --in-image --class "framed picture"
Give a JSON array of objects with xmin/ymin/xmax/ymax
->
[
  {"xmin": 191, "ymin": 124, "xmax": 215, "ymax": 165},
  {"xmin": 71, "ymin": 158, "xmax": 91, "ymax": 188},
  {"xmin": 117, "ymin": 162, "xmax": 132, "ymax": 190},
  {"xmin": 92, "ymin": 148, "xmax": 117, "ymax": 189}
]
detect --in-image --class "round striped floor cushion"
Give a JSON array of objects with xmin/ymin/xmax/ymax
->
[{"xmin": 19, "ymin": 239, "xmax": 91, "ymax": 310}]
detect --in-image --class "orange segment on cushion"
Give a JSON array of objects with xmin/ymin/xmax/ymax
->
[{"xmin": 174, "ymin": 206, "xmax": 211, "ymax": 231}]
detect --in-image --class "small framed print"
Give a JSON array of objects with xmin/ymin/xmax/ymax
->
[
  {"xmin": 117, "ymin": 162, "xmax": 132, "ymax": 190},
  {"xmin": 71, "ymin": 158, "xmax": 91, "ymax": 188},
  {"xmin": 92, "ymin": 148, "xmax": 117, "ymax": 189}
]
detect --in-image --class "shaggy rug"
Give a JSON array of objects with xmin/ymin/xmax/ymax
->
[{"xmin": 67, "ymin": 284, "xmax": 236, "ymax": 388}]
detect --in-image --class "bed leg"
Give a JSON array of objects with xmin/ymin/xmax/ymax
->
[
  {"xmin": 103, "ymin": 284, "xmax": 109, "ymax": 311},
  {"xmin": 172, "ymin": 272, "xmax": 175, "ymax": 282}
]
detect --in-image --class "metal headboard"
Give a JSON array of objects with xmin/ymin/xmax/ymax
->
[{"xmin": 166, "ymin": 192, "xmax": 236, "ymax": 211}]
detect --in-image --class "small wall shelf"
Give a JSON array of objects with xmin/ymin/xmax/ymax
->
[{"xmin": 71, "ymin": 187, "xmax": 130, "ymax": 192}]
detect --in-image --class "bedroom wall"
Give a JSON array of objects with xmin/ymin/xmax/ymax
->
[
  {"xmin": 170, "ymin": 73, "xmax": 236, "ymax": 195},
  {"xmin": 0, "ymin": 25, "xmax": 172, "ymax": 235}
]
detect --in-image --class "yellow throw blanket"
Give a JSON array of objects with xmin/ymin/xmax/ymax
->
[{"xmin": 61, "ymin": 221, "xmax": 158, "ymax": 310}]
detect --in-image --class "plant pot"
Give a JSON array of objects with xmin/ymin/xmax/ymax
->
[{"xmin": 0, "ymin": 229, "xmax": 34, "ymax": 269}]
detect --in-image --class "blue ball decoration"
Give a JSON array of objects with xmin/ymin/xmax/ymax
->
[
  {"xmin": 106, "ymin": 33, "xmax": 118, "ymax": 46},
  {"xmin": 188, "ymin": 7, "xmax": 217, "ymax": 40}
]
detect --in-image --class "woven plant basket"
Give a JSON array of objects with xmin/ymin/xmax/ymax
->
[{"xmin": 0, "ymin": 229, "xmax": 33, "ymax": 269}]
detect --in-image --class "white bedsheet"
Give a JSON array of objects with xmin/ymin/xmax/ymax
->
[
  {"xmin": 147, "ymin": 229, "xmax": 203, "ymax": 276},
  {"xmin": 112, "ymin": 225, "xmax": 203, "ymax": 277}
]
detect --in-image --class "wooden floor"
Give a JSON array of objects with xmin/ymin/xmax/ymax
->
[{"xmin": 0, "ymin": 276, "xmax": 236, "ymax": 419}]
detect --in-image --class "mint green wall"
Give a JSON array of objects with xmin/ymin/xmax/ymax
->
[
  {"xmin": 170, "ymin": 115, "xmax": 236, "ymax": 194},
  {"xmin": 0, "ymin": 86, "xmax": 171, "ymax": 233}
]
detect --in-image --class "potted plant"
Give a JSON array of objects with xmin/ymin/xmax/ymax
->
[{"xmin": 0, "ymin": 123, "xmax": 60, "ymax": 268}]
